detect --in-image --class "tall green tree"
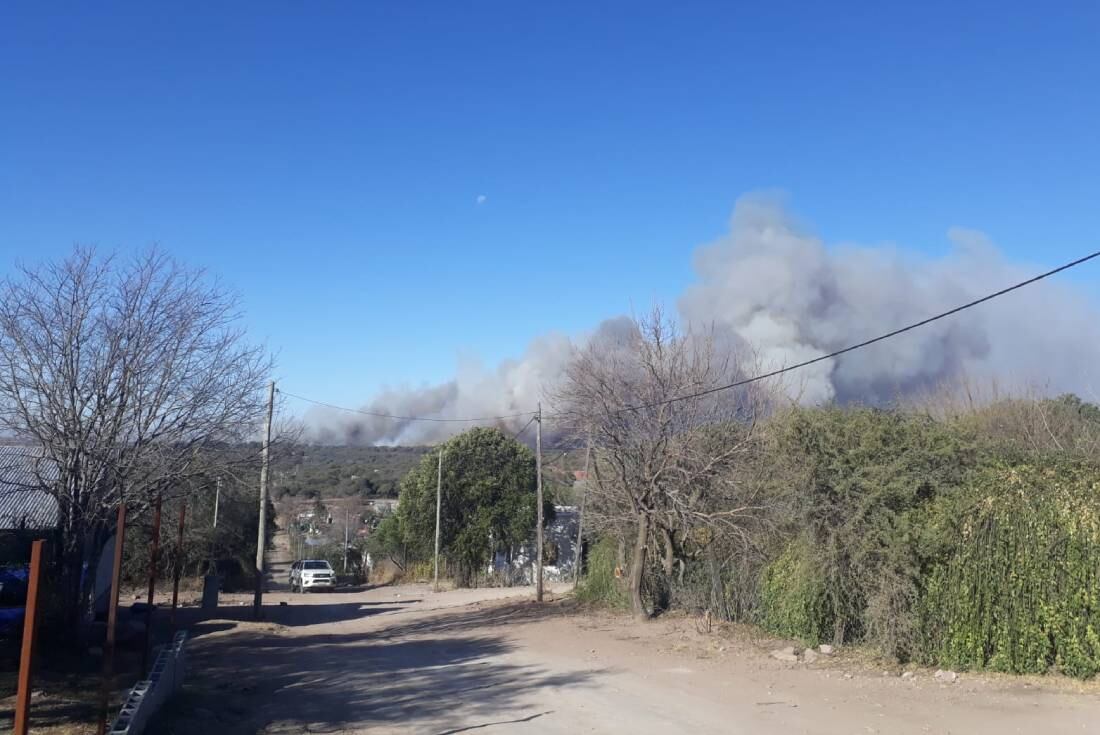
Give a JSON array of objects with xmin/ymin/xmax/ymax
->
[{"xmin": 396, "ymin": 427, "xmax": 550, "ymax": 586}]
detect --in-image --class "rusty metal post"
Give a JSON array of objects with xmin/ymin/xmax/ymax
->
[
  {"xmin": 13, "ymin": 539, "xmax": 45, "ymax": 735},
  {"xmin": 170, "ymin": 500, "xmax": 187, "ymax": 626},
  {"xmin": 96, "ymin": 504, "xmax": 127, "ymax": 735},
  {"xmin": 141, "ymin": 494, "xmax": 162, "ymax": 675}
]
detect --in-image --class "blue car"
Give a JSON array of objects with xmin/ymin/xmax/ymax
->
[{"xmin": 0, "ymin": 567, "xmax": 28, "ymax": 637}]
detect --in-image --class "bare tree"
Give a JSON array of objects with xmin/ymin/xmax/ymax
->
[
  {"xmin": 554, "ymin": 309, "xmax": 777, "ymax": 620},
  {"xmin": 0, "ymin": 247, "xmax": 272, "ymax": 631}
]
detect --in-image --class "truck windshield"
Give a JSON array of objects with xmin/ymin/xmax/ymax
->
[{"xmin": 304, "ymin": 562, "xmax": 331, "ymax": 570}]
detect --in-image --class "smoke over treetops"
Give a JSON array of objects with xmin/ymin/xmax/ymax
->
[{"xmin": 305, "ymin": 194, "xmax": 1100, "ymax": 445}]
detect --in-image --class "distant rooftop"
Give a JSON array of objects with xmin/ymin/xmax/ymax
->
[{"xmin": 0, "ymin": 445, "xmax": 59, "ymax": 530}]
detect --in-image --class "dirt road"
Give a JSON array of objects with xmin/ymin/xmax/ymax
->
[{"xmin": 155, "ymin": 573, "xmax": 1100, "ymax": 735}]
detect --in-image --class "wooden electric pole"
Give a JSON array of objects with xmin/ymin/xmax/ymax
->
[
  {"xmin": 213, "ymin": 475, "xmax": 221, "ymax": 528},
  {"xmin": 573, "ymin": 430, "xmax": 592, "ymax": 586},
  {"xmin": 535, "ymin": 403, "xmax": 544, "ymax": 602},
  {"xmin": 170, "ymin": 501, "xmax": 187, "ymax": 625},
  {"xmin": 96, "ymin": 504, "xmax": 127, "ymax": 735},
  {"xmin": 343, "ymin": 507, "xmax": 349, "ymax": 573},
  {"xmin": 253, "ymin": 380, "xmax": 275, "ymax": 620},
  {"xmin": 141, "ymin": 493, "xmax": 162, "ymax": 675},
  {"xmin": 433, "ymin": 447, "xmax": 443, "ymax": 593}
]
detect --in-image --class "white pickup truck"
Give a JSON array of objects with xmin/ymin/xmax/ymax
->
[{"xmin": 289, "ymin": 560, "xmax": 336, "ymax": 592}]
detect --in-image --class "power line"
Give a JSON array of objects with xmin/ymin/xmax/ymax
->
[
  {"xmin": 278, "ymin": 389, "xmax": 538, "ymax": 424},
  {"xmin": 550, "ymin": 248, "xmax": 1100, "ymax": 418},
  {"xmin": 510, "ymin": 415, "xmax": 537, "ymax": 441},
  {"xmin": 542, "ymin": 450, "xmax": 570, "ymax": 467}
]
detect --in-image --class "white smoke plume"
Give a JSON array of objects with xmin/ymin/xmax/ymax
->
[{"xmin": 306, "ymin": 194, "xmax": 1100, "ymax": 445}]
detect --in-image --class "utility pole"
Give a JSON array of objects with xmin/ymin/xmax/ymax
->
[
  {"xmin": 573, "ymin": 429, "xmax": 592, "ymax": 586},
  {"xmin": 213, "ymin": 475, "xmax": 221, "ymax": 528},
  {"xmin": 535, "ymin": 403, "xmax": 544, "ymax": 602},
  {"xmin": 433, "ymin": 447, "xmax": 443, "ymax": 593},
  {"xmin": 343, "ymin": 507, "xmax": 349, "ymax": 573},
  {"xmin": 170, "ymin": 501, "xmax": 187, "ymax": 625},
  {"xmin": 96, "ymin": 504, "xmax": 127, "ymax": 735},
  {"xmin": 253, "ymin": 380, "xmax": 275, "ymax": 620},
  {"xmin": 141, "ymin": 493, "xmax": 162, "ymax": 675}
]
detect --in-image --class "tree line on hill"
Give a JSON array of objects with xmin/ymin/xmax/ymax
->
[{"xmin": 271, "ymin": 445, "xmax": 431, "ymax": 500}]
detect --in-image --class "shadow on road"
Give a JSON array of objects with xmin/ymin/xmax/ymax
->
[
  {"xmin": 378, "ymin": 598, "xmax": 582, "ymax": 639},
  {"xmin": 176, "ymin": 597, "xmax": 420, "ymax": 636},
  {"xmin": 154, "ymin": 599, "xmax": 600, "ymax": 734}
]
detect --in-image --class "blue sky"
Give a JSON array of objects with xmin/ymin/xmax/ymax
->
[{"xmin": 2, "ymin": 3, "xmax": 1098, "ymax": 408}]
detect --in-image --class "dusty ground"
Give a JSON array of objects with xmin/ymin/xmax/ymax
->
[
  {"xmin": 152, "ymin": 585, "xmax": 1100, "ymax": 734},
  {"xmin": 12, "ymin": 529, "xmax": 1100, "ymax": 734},
  {"xmin": 0, "ymin": 605, "xmax": 159, "ymax": 735}
]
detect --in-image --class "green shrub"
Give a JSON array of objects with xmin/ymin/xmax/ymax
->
[
  {"xmin": 921, "ymin": 461, "xmax": 1100, "ymax": 678},
  {"xmin": 758, "ymin": 542, "xmax": 832, "ymax": 645},
  {"xmin": 405, "ymin": 558, "xmax": 436, "ymax": 583},
  {"xmin": 575, "ymin": 537, "xmax": 628, "ymax": 609},
  {"xmin": 770, "ymin": 407, "xmax": 977, "ymax": 652}
]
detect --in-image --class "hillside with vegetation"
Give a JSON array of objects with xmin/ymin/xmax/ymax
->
[
  {"xmin": 269, "ymin": 442, "xmax": 583, "ymax": 504},
  {"xmin": 271, "ymin": 444, "xmax": 432, "ymax": 500}
]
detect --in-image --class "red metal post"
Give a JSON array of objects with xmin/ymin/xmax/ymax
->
[
  {"xmin": 170, "ymin": 501, "xmax": 186, "ymax": 625},
  {"xmin": 13, "ymin": 539, "xmax": 45, "ymax": 735},
  {"xmin": 141, "ymin": 494, "xmax": 162, "ymax": 674},
  {"xmin": 96, "ymin": 504, "xmax": 127, "ymax": 735}
]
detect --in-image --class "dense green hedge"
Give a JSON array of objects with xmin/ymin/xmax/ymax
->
[
  {"xmin": 753, "ymin": 458, "xmax": 1100, "ymax": 677},
  {"xmin": 758, "ymin": 541, "xmax": 832, "ymax": 645},
  {"xmin": 758, "ymin": 408, "xmax": 975, "ymax": 655},
  {"xmin": 575, "ymin": 537, "xmax": 628, "ymax": 609},
  {"xmin": 573, "ymin": 400, "xmax": 1100, "ymax": 678},
  {"xmin": 920, "ymin": 462, "xmax": 1100, "ymax": 678}
]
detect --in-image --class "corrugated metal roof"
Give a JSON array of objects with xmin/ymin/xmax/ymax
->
[{"xmin": 0, "ymin": 445, "xmax": 59, "ymax": 530}]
